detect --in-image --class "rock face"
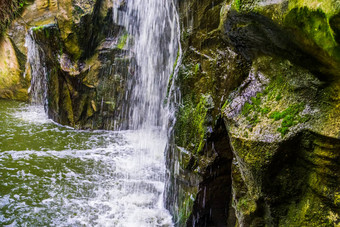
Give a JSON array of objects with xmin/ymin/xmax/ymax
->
[
  {"xmin": 1, "ymin": 0, "xmax": 339, "ymax": 226},
  {"xmin": 1, "ymin": 0, "xmax": 132, "ymax": 129},
  {"xmin": 0, "ymin": 0, "xmax": 29, "ymax": 100},
  {"xmin": 166, "ymin": 0, "xmax": 340, "ymax": 226},
  {"xmin": 23, "ymin": 0, "xmax": 130, "ymax": 129}
]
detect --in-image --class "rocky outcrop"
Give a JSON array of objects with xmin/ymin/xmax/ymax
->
[
  {"xmin": 0, "ymin": 0, "xmax": 27, "ymax": 35},
  {"xmin": 1, "ymin": 0, "xmax": 132, "ymax": 129},
  {"xmin": 1, "ymin": 0, "xmax": 339, "ymax": 225},
  {"xmin": 24, "ymin": 0, "xmax": 131, "ymax": 129},
  {"xmin": 0, "ymin": 36, "xmax": 28, "ymax": 100},
  {"xmin": 166, "ymin": 0, "xmax": 340, "ymax": 226},
  {"xmin": 0, "ymin": 0, "xmax": 29, "ymax": 100}
]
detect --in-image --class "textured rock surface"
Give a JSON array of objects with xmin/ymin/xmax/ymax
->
[
  {"xmin": 0, "ymin": 36, "xmax": 28, "ymax": 100},
  {"xmin": 24, "ymin": 0, "xmax": 129, "ymax": 129},
  {"xmin": 1, "ymin": 0, "xmax": 339, "ymax": 226},
  {"xmin": 0, "ymin": 0, "xmax": 29, "ymax": 100},
  {"xmin": 1, "ymin": 0, "xmax": 131, "ymax": 129},
  {"xmin": 166, "ymin": 0, "xmax": 340, "ymax": 226}
]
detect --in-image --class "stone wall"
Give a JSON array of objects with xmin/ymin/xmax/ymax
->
[{"xmin": 166, "ymin": 0, "xmax": 340, "ymax": 226}]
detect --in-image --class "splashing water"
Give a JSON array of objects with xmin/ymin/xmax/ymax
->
[
  {"xmin": 25, "ymin": 30, "xmax": 48, "ymax": 107},
  {"xmin": 0, "ymin": 100, "xmax": 174, "ymax": 226},
  {"xmin": 113, "ymin": 0, "xmax": 179, "ymax": 130},
  {"xmin": 1, "ymin": 0, "xmax": 180, "ymax": 225}
]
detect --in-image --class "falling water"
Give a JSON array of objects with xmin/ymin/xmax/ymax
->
[
  {"xmin": 25, "ymin": 29, "xmax": 48, "ymax": 107},
  {"xmin": 113, "ymin": 0, "xmax": 179, "ymax": 130},
  {"xmin": 1, "ymin": 0, "xmax": 180, "ymax": 226}
]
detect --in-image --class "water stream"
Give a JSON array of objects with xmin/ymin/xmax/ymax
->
[
  {"xmin": 0, "ymin": 100, "xmax": 173, "ymax": 226},
  {"xmin": 1, "ymin": 0, "xmax": 179, "ymax": 225},
  {"xmin": 113, "ymin": 0, "xmax": 178, "ymax": 130}
]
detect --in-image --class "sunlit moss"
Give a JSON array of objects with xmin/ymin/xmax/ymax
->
[
  {"xmin": 117, "ymin": 33, "xmax": 128, "ymax": 50},
  {"xmin": 175, "ymin": 94, "xmax": 214, "ymax": 157}
]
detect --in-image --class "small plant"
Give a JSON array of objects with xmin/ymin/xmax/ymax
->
[
  {"xmin": 241, "ymin": 92, "xmax": 269, "ymax": 127},
  {"xmin": 117, "ymin": 33, "xmax": 128, "ymax": 49},
  {"xmin": 194, "ymin": 63, "xmax": 200, "ymax": 75},
  {"xmin": 269, "ymin": 103, "xmax": 311, "ymax": 137},
  {"xmin": 275, "ymin": 93, "xmax": 282, "ymax": 101}
]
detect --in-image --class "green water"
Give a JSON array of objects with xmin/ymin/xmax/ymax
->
[{"xmin": 0, "ymin": 99, "xmax": 173, "ymax": 226}]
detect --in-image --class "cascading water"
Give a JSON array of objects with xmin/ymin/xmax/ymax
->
[
  {"xmin": 25, "ymin": 29, "xmax": 48, "ymax": 107},
  {"xmin": 0, "ymin": 0, "xmax": 180, "ymax": 226},
  {"xmin": 113, "ymin": 0, "xmax": 179, "ymax": 130}
]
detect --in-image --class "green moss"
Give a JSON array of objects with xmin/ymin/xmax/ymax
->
[
  {"xmin": 236, "ymin": 196, "xmax": 257, "ymax": 216},
  {"xmin": 45, "ymin": 29, "xmax": 50, "ymax": 39},
  {"xmin": 117, "ymin": 33, "xmax": 128, "ymax": 50},
  {"xmin": 32, "ymin": 26, "xmax": 45, "ymax": 32},
  {"xmin": 241, "ymin": 92, "xmax": 268, "ymax": 126},
  {"xmin": 247, "ymin": 113, "xmax": 260, "ymax": 126},
  {"xmin": 260, "ymin": 106, "xmax": 271, "ymax": 114},
  {"xmin": 182, "ymin": 29, "xmax": 190, "ymax": 41},
  {"xmin": 194, "ymin": 63, "xmax": 200, "ymax": 75},
  {"xmin": 232, "ymin": 0, "xmax": 241, "ymax": 11},
  {"xmin": 241, "ymin": 102, "xmax": 253, "ymax": 116},
  {"xmin": 175, "ymin": 94, "xmax": 214, "ymax": 156},
  {"xmin": 284, "ymin": 7, "xmax": 339, "ymax": 60},
  {"xmin": 221, "ymin": 99, "xmax": 229, "ymax": 111},
  {"xmin": 178, "ymin": 193, "xmax": 195, "ymax": 224},
  {"xmin": 165, "ymin": 50, "xmax": 181, "ymax": 103},
  {"xmin": 275, "ymin": 93, "xmax": 282, "ymax": 101},
  {"xmin": 269, "ymin": 103, "xmax": 311, "ymax": 136}
]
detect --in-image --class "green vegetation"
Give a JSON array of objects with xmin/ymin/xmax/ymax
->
[
  {"xmin": 284, "ymin": 7, "xmax": 340, "ymax": 60},
  {"xmin": 236, "ymin": 196, "xmax": 257, "ymax": 216},
  {"xmin": 165, "ymin": 50, "xmax": 181, "ymax": 103},
  {"xmin": 32, "ymin": 25, "xmax": 45, "ymax": 32},
  {"xmin": 0, "ymin": 0, "xmax": 27, "ymax": 36},
  {"xmin": 269, "ymin": 103, "xmax": 311, "ymax": 137},
  {"xmin": 178, "ymin": 193, "xmax": 195, "ymax": 225},
  {"xmin": 275, "ymin": 93, "xmax": 282, "ymax": 101},
  {"xmin": 241, "ymin": 92, "xmax": 271, "ymax": 127},
  {"xmin": 239, "ymin": 87, "xmax": 311, "ymax": 136},
  {"xmin": 194, "ymin": 63, "xmax": 200, "ymax": 75},
  {"xmin": 175, "ymin": 94, "xmax": 214, "ymax": 156},
  {"xmin": 233, "ymin": 0, "xmax": 241, "ymax": 11},
  {"xmin": 117, "ymin": 33, "xmax": 128, "ymax": 49}
]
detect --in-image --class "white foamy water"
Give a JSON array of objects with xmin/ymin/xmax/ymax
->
[
  {"xmin": 25, "ymin": 30, "xmax": 48, "ymax": 106},
  {"xmin": 0, "ymin": 102, "xmax": 173, "ymax": 226},
  {"xmin": 4, "ymin": 0, "xmax": 181, "ymax": 225},
  {"xmin": 113, "ymin": 0, "xmax": 179, "ymax": 130}
]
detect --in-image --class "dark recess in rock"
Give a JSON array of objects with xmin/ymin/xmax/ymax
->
[{"xmin": 187, "ymin": 118, "xmax": 236, "ymax": 227}]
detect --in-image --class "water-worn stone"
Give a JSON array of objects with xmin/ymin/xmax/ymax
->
[
  {"xmin": 1, "ymin": 0, "xmax": 133, "ymax": 129},
  {"xmin": 166, "ymin": 0, "xmax": 340, "ymax": 226},
  {"xmin": 1, "ymin": 0, "xmax": 339, "ymax": 225},
  {"xmin": 0, "ymin": 36, "xmax": 28, "ymax": 100}
]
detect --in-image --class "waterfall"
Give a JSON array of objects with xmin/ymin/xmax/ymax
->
[
  {"xmin": 10, "ymin": 0, "xmax": 181, "ymax": 225},
  {"xmin": 113, "ymin": 0, "xmax": 179, "ymax": 130},
  {"xmin": 112, "ymin": 0, "xmax": 182, "ymax": 223},
  {"xmin": 25, "ymin": 29, "xmax": 48, "ymax": 108}
]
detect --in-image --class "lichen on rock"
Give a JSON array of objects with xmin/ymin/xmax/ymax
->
[{"xmin": 166, "ymin": 0, "xmax": 340, "ymax": 226}]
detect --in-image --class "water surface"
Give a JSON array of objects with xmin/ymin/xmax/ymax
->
[{"xmin": 0, "ymin": 99, "xmax": 173, "ymax": 226}]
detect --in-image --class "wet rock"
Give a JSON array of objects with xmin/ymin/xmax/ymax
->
[{"xmin": 167, "ymin": 0, "xmax": 340, "ymax": 226}]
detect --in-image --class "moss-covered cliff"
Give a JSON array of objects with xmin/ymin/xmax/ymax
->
[
  {"xmin": 24, "ymin": 0, "xmax": 129, "ymax": 129},
  {"xmin": 166, "ymin": 0, "xmax": 340, "ymax": 226},
  {"xmin": 0, "ymin": 0, "xmax": 132, "ymax": 129},
  {"xmin": 0, "ymin": 0, "xmax": 30, "ymax": 100},
  {"xmin": 1, "ymin": 0, "xmax": 339, "ymax": 225}
]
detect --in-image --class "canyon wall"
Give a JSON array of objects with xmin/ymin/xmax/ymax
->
[
  {"xmin": 166, "ymin": 0, "xmax": 340, "ymax": 226},
  {"xmin": 0, "ymin": 0, "xmax": 339, "ymax": 226}
]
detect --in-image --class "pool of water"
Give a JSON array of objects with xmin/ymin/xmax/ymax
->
[{"xmin": 0, "ymin": 99, "xmax": 173, "ymax": 226}]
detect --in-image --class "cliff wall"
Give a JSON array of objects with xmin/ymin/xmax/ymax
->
[{"xmin": 166, "ymin": 0, "xmax": 340, "ymax": 226}]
